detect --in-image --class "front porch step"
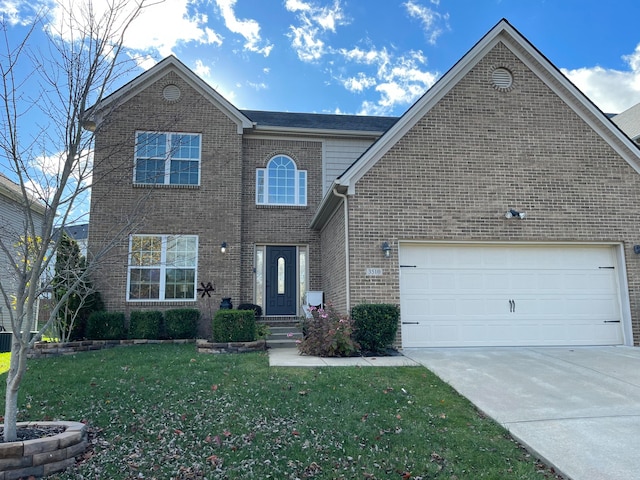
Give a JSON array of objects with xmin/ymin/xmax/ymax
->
[{"xmin": 266, "ymin": 325, "xmax": 303, "ymax": 349}]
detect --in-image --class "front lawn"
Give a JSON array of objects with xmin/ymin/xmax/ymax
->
[{"xmin": 1, "ymin": 345, "xmax": 563, "ymax": 479}]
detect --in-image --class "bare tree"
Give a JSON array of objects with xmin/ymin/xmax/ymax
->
[{"xmin": 0, "ymin": 0, "xmax": 153, "ymax": 442}]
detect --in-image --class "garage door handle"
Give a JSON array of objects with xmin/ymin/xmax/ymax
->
[
  {"xmin": 509, "ymin": 299, "xmax": 515, "ymax": 312},
  {"xmin": 604, "ymin": 320, "xmax": 621, "ymax": 323},
  {"xmin": 402, "ymin": 322, "xmax": 419, "ymax": 325}
]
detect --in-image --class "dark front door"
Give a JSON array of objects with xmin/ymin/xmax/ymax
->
[{"xmin": 266, "ymin": 246, "xmax": 297, "ymax": 315}]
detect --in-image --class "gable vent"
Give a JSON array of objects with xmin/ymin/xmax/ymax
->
[
  {"xmin": 162, "ymin": 84, "xmax": 181, "ymax": 102},
  {"xmin": 491, "ymin": 68, "xmax": 513, "ymax": 91}
]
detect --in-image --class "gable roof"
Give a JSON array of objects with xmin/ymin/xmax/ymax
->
[
  {"xmin": 89, "ymin": 56, "xmax": 253, "ymax": 134},
  {"xmin": 613, "ymin": 102, "xmax": 640, "ymax": 142},
  {"xmin": 311, "ymin": 19, "xmax": 640, "ymax": 228},
  {"xmin": 0, "ymin": 173, "xmax": 46, "ymax": 216}
]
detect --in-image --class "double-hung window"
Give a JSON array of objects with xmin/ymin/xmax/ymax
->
[
  {"xmin": 134, "ymin": 132, "xmax": 201, "ymax": 185},
  {"xmin": 127, "ymin": 234, "xmax": 198, "ymax": 301},
  {"xmin": 256, "ymin": 155, "xmax": 307, "ymax": 206}
]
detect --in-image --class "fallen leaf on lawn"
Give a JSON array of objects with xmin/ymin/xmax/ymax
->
[
  {"xmin": 361, "ymin": 413, "xmax": 369, "ymax": 422},
  {"xmin": 174, "ymin": 429, "xmax": 183, "ymax": 435},
  {"xmin": 211, "ymin": 384, "xmax": 218, "ymax": 391},
  {"xmin": 299, "ymin": 390, "xmax": 309, "ymax": 396},
  {"xmin": 292, "ymin": 430, "xmax": 300, "ymax": 436},
  {"xmin": 223, "ymin": 430, "xmax": 232, "ymax": 437}
]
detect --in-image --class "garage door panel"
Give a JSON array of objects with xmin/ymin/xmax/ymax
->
[{"xmin": 400, "ymin": 244, "xmax": 625, "ymax": 347}]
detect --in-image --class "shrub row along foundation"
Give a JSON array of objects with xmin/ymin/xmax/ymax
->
[
  {"xmin": 0, "ymin": 421, "xmax": 87, "ymax": 479},
  {"xmin": 196, "ymin": 338, "xmax": 266, "ymax": 354}
]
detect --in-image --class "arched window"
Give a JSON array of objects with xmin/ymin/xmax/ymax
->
[{"xmin": 256, "ymin": 155, "xmax": 307, "ymax": 206}]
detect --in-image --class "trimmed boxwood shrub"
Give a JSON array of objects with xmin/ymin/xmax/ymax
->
[
  {"xmin": 212, "ymin": 310, "xmax": 256, "ymax": 342},
  {"xmin": 129, "ymin": 310, "xmax": 163, "ymax": 339},
  {"xmin": 86, "ymin": 311, "xmax": 127, "ymax": 340},
  {"xmin": 165, "ymin": 308, "xmax": 199, "ymax": 339},
  {"xmin": 351, "ymin": 304, "xmax": 400, "ymax": 353}
]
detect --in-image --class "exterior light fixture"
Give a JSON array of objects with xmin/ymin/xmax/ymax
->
[
  {"xmin": 221, "ymin": 242, "xmax": 227, "ymax": 253},
  {"xmin": 381, "ymin": 241, "xmax": 391, "ymax": 258},
  {"xmin": 505, "ymin": 209, "xmax": 526, "ymax": 219}
]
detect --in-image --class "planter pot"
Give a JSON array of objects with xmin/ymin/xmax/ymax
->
[{"xmin": 0, "ymin": 421, "xmax": 87, "ymax": 478}]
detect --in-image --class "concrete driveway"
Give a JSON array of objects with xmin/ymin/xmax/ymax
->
[{"xmin": 403, "ymin": 346, "xmax": 640, "ymax": 480}]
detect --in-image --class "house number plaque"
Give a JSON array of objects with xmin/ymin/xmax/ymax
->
[{"xmin": 365, "ymin": 268, "xmax": 383, "ymax": 276}]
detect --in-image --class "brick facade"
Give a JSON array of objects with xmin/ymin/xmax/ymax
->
[
  {"xmin": 345, "ymin": 42, "xmax": 640, "ymax": 344},
  {"xmin": 89, "ymin": 70, "xmax": 243, "ymax": 332}
]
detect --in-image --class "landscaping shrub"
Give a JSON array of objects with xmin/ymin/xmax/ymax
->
[
  {"xmin": 212, "ymin": 310, "xmax": 256, "ymax": 342},
  {"xmin": 165, "ymin": 308, "xmax": 199, "ymax": 339},
  {"xmin": 86, "ymin": 311, "xmax": 127, "ymax": 340},
  {"xmin": 237, "ymin": 303, "xmax": 263, "ymax": 319},
  {"xmin": 298, "ymin": 304, "xmax": 359, "ymax": 357},
  {"xmin": 129, "ymin": 311, "xmax": 163, "ymax": 339},
  {"xmin": 352, "ymin": 303, "xmax": 400, "ymax": 353}
]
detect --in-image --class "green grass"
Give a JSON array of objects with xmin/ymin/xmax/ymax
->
[
  {"xmin": 0, "ymin": 345, "xmax": 563, "ymax": 479},
  {"xmin": 0, "ymin": 352, "xmax": 10, "ymax": 374}
]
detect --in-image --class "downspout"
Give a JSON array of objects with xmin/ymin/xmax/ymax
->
[{"xmin": 332, "ymin": 187, "xmax": 350, "ymax": 312}]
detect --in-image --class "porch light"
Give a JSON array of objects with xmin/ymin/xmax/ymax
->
[
  {"xmin": 505, "ymin": 209, "xmax": 526, "ymax": 219},
  {"xmin": 221, "ymin": 242, "xmax": 227, "ymax": 254},
  {"xmin": 381, "ymin": 241, "xmax": 391, "ymax": 258}
]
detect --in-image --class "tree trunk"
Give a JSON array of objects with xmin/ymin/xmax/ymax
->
[{"xmin": 3, "ymin": 337, "xmax": 27, "ymax": 442}]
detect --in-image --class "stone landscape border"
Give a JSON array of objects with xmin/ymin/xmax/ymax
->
[
  {"xmin": 0, "ymin": 421, "xmax": 87, "ymax": 479},
  {"xmin": 26, "ymin": 338, "xmax": 265, "ymax": 359}
]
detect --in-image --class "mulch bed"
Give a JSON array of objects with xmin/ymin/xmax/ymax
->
[{"xmin": 0, "ymin": 425, "xmax": 65, "ymax": 443}]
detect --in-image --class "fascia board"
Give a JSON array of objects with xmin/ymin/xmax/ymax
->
[
  {"xmin": 309, "ymin": 182, "xmax": 344, "ymax": 230},
  {"xmin": 91, "ymin": 57, "xmax": 253, "ymax": 134}
]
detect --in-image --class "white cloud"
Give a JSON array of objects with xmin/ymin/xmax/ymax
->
[
  {"xmin": 193, "ymin": 59, "xmax": 211, "ymax": 78},
  {"xmin": 338, "ymin": 46, "xmax": 437, "ymax": 115},
  {"xmin": 342, "ymin": 73, "xmax": 377, "ymax": 92},
  {"xmin": 285, "ymin": 0, "xmax": 347, "ymax": 62},
  {"xmin": 0, "ymin": 0, "xmax": 38, "ymax": 26},
  {"xmin": 562, "ymin": 43, "xmax": 640, "ymax": 114},
  {"xmin": 214, "ymin": 0, "xmax": 272, "ymax": 56},
  {"xmin": 44, "ymin": 0, "xmax": 223, "ymax": 58},
  {"xmin": 404, "ymin": 0, "xmax": 448, "ymax": 45}
]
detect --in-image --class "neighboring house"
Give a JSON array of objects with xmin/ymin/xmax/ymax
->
[
  {"xmin": 612, "ymin": 102, "xmax": 640, "ymax": 145},
  {"xmin": 0, "ymin": 173, "xmax": 46, "ymax": 332},
  {"xmin": 53, "ymin": 223, "xmax": 89, "ymax": 257},
  {"xmin": 88, "ymin": 19, "xmax": 640, "ymax": 347}
]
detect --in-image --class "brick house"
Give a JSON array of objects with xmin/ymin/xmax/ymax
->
[{"xmin": 88, "ymin": 19, "xmax": 640, "ymax": 347}]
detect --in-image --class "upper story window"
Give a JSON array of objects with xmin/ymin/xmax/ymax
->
[
  {"xmin": 134, "ymin": 132, "xmax": 201, "ymax": 186},
  {"xmin": 127, "ymin": 234, "xmax": 198, "ymax": 301},
  {"xmin": 256, "ymin": 155, "xmax": 307, "ymax": 206}
]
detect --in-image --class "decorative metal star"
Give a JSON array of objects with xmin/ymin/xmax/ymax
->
[{"xmin": 197, "ymin": 282, "xmax": 215, "ymax": 298}]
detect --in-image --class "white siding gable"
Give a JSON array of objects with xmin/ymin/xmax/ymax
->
[{"xmin": 323, "ymin": 138, "xmax": 376, "ymax": 194}]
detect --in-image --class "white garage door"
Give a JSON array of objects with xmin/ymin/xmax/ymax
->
[{"xmin": 399, "ymin": 244, "xmax": 625, "ymax": 347}]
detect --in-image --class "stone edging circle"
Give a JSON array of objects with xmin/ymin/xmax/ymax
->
[{"xmin": 0, "ymin": 421, "xmax": 87, "ymax": 479}]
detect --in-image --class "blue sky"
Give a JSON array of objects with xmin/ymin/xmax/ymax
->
[{"xmin": 4, "ymin": 0, "xmax": 640, "ymax": 118}]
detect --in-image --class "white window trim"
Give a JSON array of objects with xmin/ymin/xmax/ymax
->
[
  {"xmin": 126, "ymin": 234, "xmax": 199, "ymax": 302},
  {"xmin": 256, "ymin": 155, "xmax": 307, "ymax": 206},
  {"xmin": 133, "ymin": 131, "xmax": 202, "ymax": 186}
]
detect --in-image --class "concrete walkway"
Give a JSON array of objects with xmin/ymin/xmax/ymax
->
[
  {"xmin": 268, "ymin": 347, "xmax": 420, "ymax": 367},
  {"xmin": 403, "ymin": 346, "xmax": 640, "ymax": 480}
]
